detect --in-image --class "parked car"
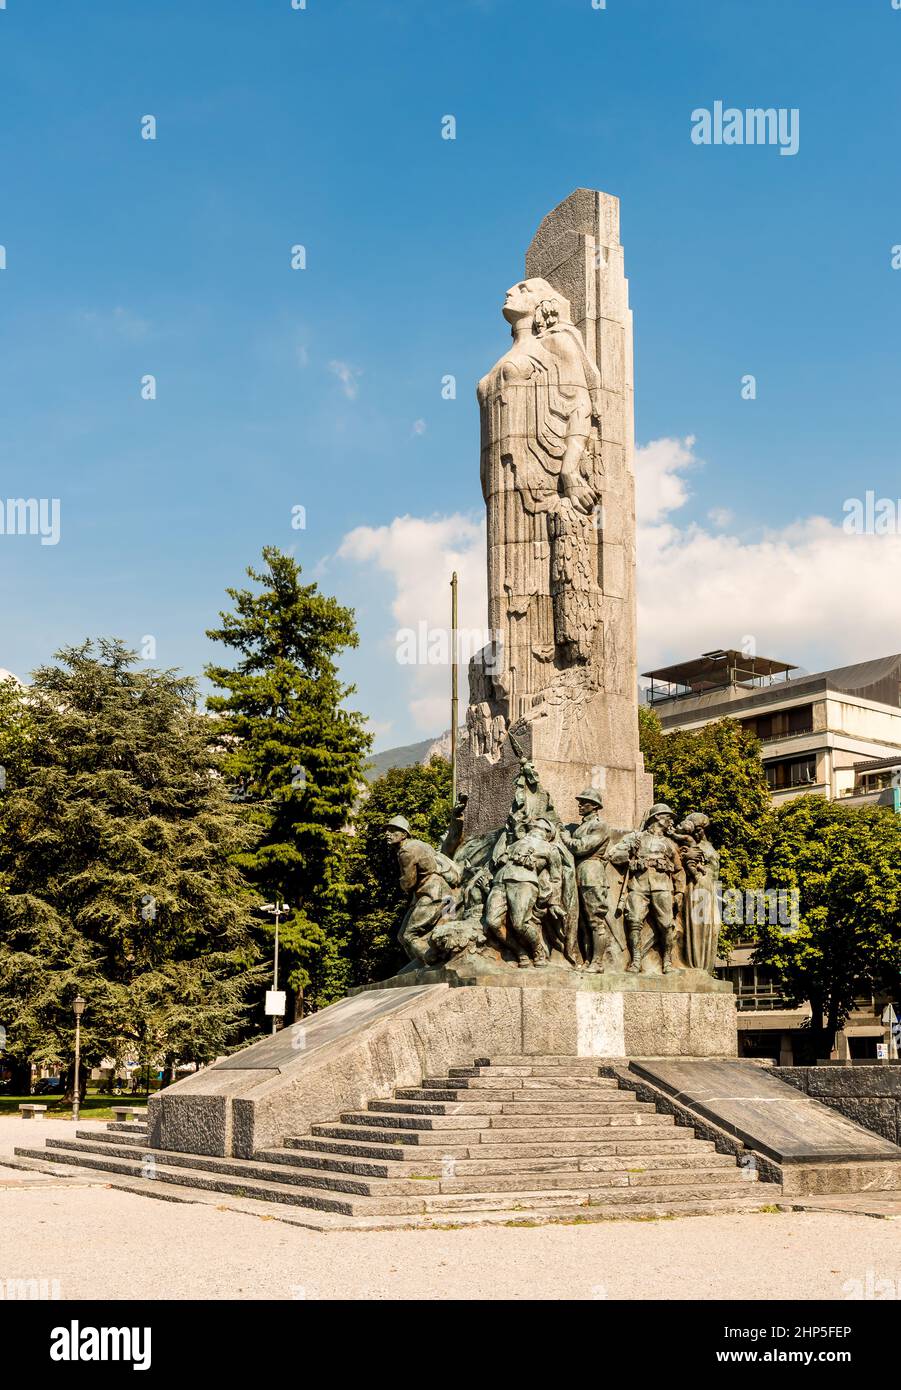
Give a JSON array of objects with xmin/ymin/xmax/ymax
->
[{"xmin": 32, "ymin": 1077, "xmax": 63, "ymax": 1095}]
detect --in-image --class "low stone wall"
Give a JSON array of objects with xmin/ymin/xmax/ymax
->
[{"xmin": 770, "ymin": 1066, "xmax": 901, "ymax": 1146}]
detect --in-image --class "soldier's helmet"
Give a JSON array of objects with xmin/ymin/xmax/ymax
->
[
  {"xmin": 646, "ymin": 802, "xmax": 675, "ymax": 823},
  {"xmin": 385, "ymin": 815, "xmax": 411, "ymax": 834},
  {"xmin": 575, "ymin": 787, "xmax": 604, "ymax": 808}
]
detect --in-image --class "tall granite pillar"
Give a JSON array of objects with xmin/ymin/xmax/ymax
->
[{"xmin": 460, "ymin": 188, "xmax": 653, "ymax": 837}]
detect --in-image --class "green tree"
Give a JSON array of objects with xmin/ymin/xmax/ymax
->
[
  {"xmin": 205, "ymin": 547, "xmax": 371, "ymax": 1014},
  {"xmin": 0, "ymin": 676, "xmax": 32, "ymax": 887},
  {"xmin": 0, "ymin": 641, "xmax": 263, "ymax": 1094},
  {"xmin": 757, "ymin": 795, "xmax": 901, "ymax": 1056},
  {"xmin": 639, "ymin": 705, "xmax": 774, "ymax": 894},
  {"xmin": 344, "ymin": 758, "xmax": 452, "ymax": 986}
]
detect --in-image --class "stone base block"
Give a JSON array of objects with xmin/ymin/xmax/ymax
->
[
  {"xmin": 149, "ymin": 983, "xmax": 736, "ymax": 1159},
  {"xmin": 522, "ymin": 988, "xmax": 736, "ymax": 1058},
  {"xmin": 779, "ymin": 1160, "xmax": 901, "ymax": 1197}
]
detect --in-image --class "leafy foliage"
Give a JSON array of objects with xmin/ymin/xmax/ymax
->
[
  {"xmin": 205, "ymin": 547, "xmax": 371, "ymax": 1012},
  {"xmin": 0, "ymin": 641, "xmax": 263, "ymax": 1080},
  {"xmin": 757, "ymin": 795, "xmax": 901, "ymax": 1044},
  {"xmin": 639, "ymin": 705, "xmax": 774, "ymax": 892}
]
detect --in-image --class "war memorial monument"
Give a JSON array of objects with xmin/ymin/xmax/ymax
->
[{"xmin": 18, "ymin": 190, "xmax": 901, "ymax": 1223}]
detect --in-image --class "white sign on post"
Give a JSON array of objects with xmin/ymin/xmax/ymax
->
[
  {"xmin": 876, "ymin": 1043, "xmax": 888, "ymax": 1060},
  {"xmin": 265, "ymin": 990, "xmax": 287, "ymax": 1017}
]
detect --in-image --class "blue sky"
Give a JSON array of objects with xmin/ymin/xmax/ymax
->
[{"xmin": 2, "ymin": 0, "xmax": 900, "ymax": 747}]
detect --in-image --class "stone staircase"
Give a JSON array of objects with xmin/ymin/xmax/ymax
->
[{"xmin": 14, "ymin": 1057, "xmax": 778, "ymax": 1225}]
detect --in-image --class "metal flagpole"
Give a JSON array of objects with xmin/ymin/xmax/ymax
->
[{"xmin": 450, "ymin": 572, "xmax": 458, "ymax": 806}]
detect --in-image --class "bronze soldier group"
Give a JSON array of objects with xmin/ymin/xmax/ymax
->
[{"xmin": 385, "ymin": 759, "xmax": 721, "ymax": 977}]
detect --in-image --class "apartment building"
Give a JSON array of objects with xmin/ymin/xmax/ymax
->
[
  {"xmin": 644, "ymin": 649, "xmax": 901, "ymax": 805},
  {"xmin": 643, "ymin": 648, "xmax": 901, "ymax": 1062}
]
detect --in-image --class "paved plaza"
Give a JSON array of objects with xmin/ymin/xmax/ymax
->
[{"xmin": 2, "ymin": 1119, "xmax": 899, "ymax": 1302}]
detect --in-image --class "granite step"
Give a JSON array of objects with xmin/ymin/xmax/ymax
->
[
  {"xmin": 478, "ymin": 1056, "xmax": 613, "ymax": 1069},
  {"xmin": 495, "ymin": 1100, "xmax": 655, "ymax": 1114},
  {"xmin": 72, "ymin": 1126, "xmax": 719, "ymax": 1172},
  {"xmin": 392, "ymin": 1089, "xmax": 651, "ymax": 1108},
  {"xmin": 448, "ymin": 1067, "xmax": 610, "ymax": 1080},
  {"xmin": 337, "ymin": 1109, "xmax": 676, "ymax": 1132},
  {"xmin": 40, "ymin": 1134, "xmax": 756, "ymax": 1198},
  {"xmin": 310, "ymin": 1121, "xmax": 685, "ymax": 1146},
  {"xmin": 403, "ymin": 1082, "xmax": 634, "ymax": 1097},
  {"xmin": 38, "ymin": 1137, "xmax": 442, "ymax": 1198},
  {"xmin": 418, "ymin": 1182, "xmax": 762, "ymax": 1212},
  {"xmin": 423, "ymin": 1167, "xmax": 758, "ymax": 1194},
  {"xmin": 15, "ymin": 1143, "xmax": 761, "ymax": 1216},
  {"xmin": 368, "ymin": 1098, "xmax": 655, "ymax": 1116},
  {"xmin": 292, "ymin": 1133, "xmax": 714, "ymax": 1161},
  {"xmin": 430, "ymin": 1074, "xmax": 618, "ymax": 1090},
  {"xmin": 77, "ymin": 1127, "xmax": 148, "ymax": 1146},
  {"xmin": 485, "ymin": 1112, "xmax": 675, "ymax": 1129},
  {"xmin": 367, "ymin": 1100, "xmax": 508, "ymax": 1116},
  {"xmin": 11, "ymin": 1145, "xmax": 401, "ymax": 1216},
  {"xmin": 259, "ymin": 1147, "xmax": 740, "ymax": 1179},
  {"xmin": 339, "ymin": 1111, "xmax": 494, "ymax": 1131}
]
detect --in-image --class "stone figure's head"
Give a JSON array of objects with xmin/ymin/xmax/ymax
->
[
  {"xmin": 679, "ymin": 811, "xmax": 711, "ymax": 840},
  {"xmin": 384, "ymin": 815, "xmax": 411, "ymax": 846},
  {"xmin": 533, "ymin": 817, "xmax": 555, "ymax": 841},
  {"xmin": 503, "ymin": 277, "xmax": 571, "ymax": 335},
  {"xmin": 576, "ymin": 787, "xmax": 604, "ymax": 816},
  {"xmin": 646, "ymin": 803, "xmax": 675, "ymax": 833}
]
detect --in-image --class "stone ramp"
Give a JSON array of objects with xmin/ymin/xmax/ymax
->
[
  {"xmin": 628, "ymin": 1059, "xmax": 901, "ymax": 1196},
  {"xmin": 209, "ymin": 984, "xmax": 443, "ymax": 1073},
  {"xmin": 15, "ymin": 1057, "xmax": 778, "ymax": 1229}
]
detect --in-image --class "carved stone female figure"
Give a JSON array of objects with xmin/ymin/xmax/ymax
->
[
  {"xmin": 676, "ymin": 812, "xmax": 721, "ymax": 974},
  {"xmin": 476, "ymin": 278, "xmax": 604, "ymax": 715}
]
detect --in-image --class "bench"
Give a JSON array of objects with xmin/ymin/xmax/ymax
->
[
  {"xmin": 112, "ymin": 1106, "xmax": 147, "ymax": 1124},
  {"xmin": 18, "ymin": 1104, "xmax": 48, "ymax": 1119}
]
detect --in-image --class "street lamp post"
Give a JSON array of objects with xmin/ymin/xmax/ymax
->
[
  {"xmin": 261, "ymin": 899, "xmax": 285, "ymax": 1035},
  {"xmin": 72, "ymin": 996, "xmax": 85, "ymax": 1124}
]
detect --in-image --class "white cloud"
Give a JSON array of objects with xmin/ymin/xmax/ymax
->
[
  {"xmin": 328, "ymin": 359, "xmax": 362, "ymax": 399},
  {"xmin": 635, "ymin": 436, "xmax": 901, "ymax": 675},
  {"xmin": 412, "ymin": 419, "xmax": 427, "ymax": 436},
  {"xmin": 340, "ymin": 437, "xmax": 901, "ymax": 735},
  {"xmin": 635, "ymin": 434, "xmax": 696, "ymax": 523},
  {"xmin": 338, "ymin": 513, "xmax": 487, "ymax": 732}
]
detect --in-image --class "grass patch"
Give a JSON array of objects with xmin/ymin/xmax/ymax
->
[{"xmin": 0, "ymin": 1093, "xmax": 150, "ymax": 1121}]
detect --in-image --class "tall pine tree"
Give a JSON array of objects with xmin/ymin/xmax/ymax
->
[
  {"xmin": 0, "ymin": 641, "xmax": 263, "ymax": 1091},
  {"xmin": 205, "ymin": 547, "xmax": 371, "ymax": 1012}
]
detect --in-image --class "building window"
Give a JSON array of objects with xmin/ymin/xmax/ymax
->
[
  {"xmin": 765, "ymin": 754, "xmax": 817, "ymax": 789},
  {"xmin": 720, "ymin": 963, "xmax": 789, "ymax": 1010},
  {"xmin": 743, "ymin": 704, "xmax": 813, "ymax": 743},
  {"xmin": 859, "ymin": 769, "xmax": 900, "ymax": 793}
]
